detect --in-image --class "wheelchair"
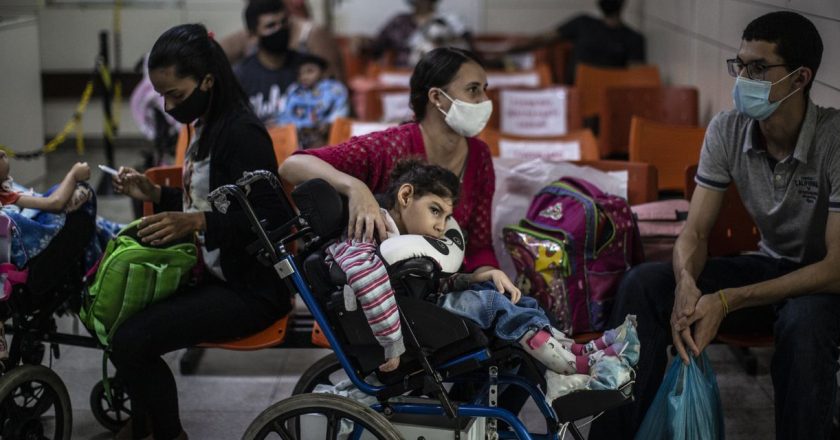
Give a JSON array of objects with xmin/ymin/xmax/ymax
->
[
  {"xmin": 0, "ymin": 209, "xmax": 135, "ymax": 440},
  {"xmin": 207, "ymin": 171, "xmax": 634, "ymax": 440}
]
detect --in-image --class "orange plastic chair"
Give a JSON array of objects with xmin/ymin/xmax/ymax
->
[
  {"xmin": 574, "ymin": 160, "xmax": 658, "ymax": 206},
  {"xmin": 574, "ymin": 64, "xmax": 661, "ymax": 119},
  {"xmin": 327, "ymin": 117, "xmax": 353, "ymax": 146},
  {"xmin": 684, "ymin": 165, "xmax": 760, "ymax": 259},
  {"xmin": 477, "ymin": 127, "xmax": 600, "ymax": 161},
  {"xmin": 600, "ymin": 86, "xmax": 699, "ymax": 158},
  {"xmin": 628, "ymin": 116, "xmax": 706, "ymax": 194},
  {"xmin": 549, "ymin": 41, "xmax": 574, "ymax": 85},
  {"xmin": 142, "ymin": 166, "xmax": 183, "ymax": 216},
  {"xmin": 267, "ymin": 124, "xmax": 299, "ymax": 164}
]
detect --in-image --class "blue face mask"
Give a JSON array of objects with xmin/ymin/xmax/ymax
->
[{"xmin": 731, "ymin": 67, "xmax": 802, "ymax": 120}]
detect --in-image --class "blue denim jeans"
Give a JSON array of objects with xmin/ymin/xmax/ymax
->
[
  {"xmin": 437, "ymin": 281, "xmax": 551, "ymax": 341},
  {"xmin": 588, "ymin": 254, "xmax": 840, "ymax": 440}
]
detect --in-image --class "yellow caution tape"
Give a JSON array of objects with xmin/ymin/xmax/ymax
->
[{"xmin": 1, "ymin": 56, "xmax": 122, "ymax": 159}]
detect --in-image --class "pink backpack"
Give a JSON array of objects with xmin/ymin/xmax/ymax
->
[{"xmin": 504, "ymin": 177, "xmax": 643, "ymax": 334}]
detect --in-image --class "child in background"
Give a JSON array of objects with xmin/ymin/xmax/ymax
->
[
  {"xmin": 276, "ymin": 53, "xmax": 349, "ymax": 149},
  {"xmin": 0, "ymin": 154, "xmax": 92, "ymax": 360},
  {"xmin": 327, "ymin": 158, "xmax": 638, "ymax": 378}
]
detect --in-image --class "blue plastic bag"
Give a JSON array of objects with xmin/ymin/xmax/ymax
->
[{"xmin": 636, "ymin": 352, "xmax": 725, "ymax": 439}]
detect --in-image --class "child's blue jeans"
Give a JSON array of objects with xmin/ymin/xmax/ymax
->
[{"xmin": 437, "ymin": 281, "xmax": 551, "ymax": 341}]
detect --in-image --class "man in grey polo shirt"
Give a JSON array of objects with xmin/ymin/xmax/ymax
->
[{"xmin": 590, "ymin": 11, "xmax": 840, "ymax": 439}]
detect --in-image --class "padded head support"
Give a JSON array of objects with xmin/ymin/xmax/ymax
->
[
  {"xmin": 291, "ymin": 178, "xmax": 348, "ymax": 239},
  {"xmin": 379, "ymin": 217, "xmax": 465, "ymax": 274}
]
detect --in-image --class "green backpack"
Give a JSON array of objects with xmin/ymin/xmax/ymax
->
[{"xmin": 81, "ymin": 219, "xmax": 198, "ymax": 347}]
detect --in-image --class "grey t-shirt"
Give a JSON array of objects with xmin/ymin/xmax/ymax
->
[{"xmin": 696, "ymin": 101, "xmax": 840, "ymax": 264}]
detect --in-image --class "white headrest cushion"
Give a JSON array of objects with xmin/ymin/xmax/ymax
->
[{"xmin": 379, "ymin": 217, "xmax": 465, "ymax": 274}]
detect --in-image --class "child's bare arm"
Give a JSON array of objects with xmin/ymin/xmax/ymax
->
[{"xmin": 15, "ymin": 162, "xmax": 90, "ymax": 212}]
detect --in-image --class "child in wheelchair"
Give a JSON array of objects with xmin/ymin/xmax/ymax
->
[
  {"xmin": 0, "ymin": 156, "xmax": 99, "ymax": 362},
  {"xmin": 325, "ymin": 158, "xmax": 639, "ymax": 392}
]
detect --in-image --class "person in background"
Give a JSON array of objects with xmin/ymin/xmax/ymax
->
[
  {"xmin": 590, "ymin": 11, "xmax": 840, "ymax": 439},
  {"xmin": 508, "ymin": 0, "xmax": 645, "ymax": 83},
  {"xmin": 234, "ymin": 0, "xmax": 303, "ymax": 123},
  {"xmin": 276, "ymin": 53, "xmax": 349, "ymax": 149},
  {"xmin": 221, "ymin": 0, "xmax": 343, "ymax": 79},
  {"xmin": 355, "ymin": 0, "xmax": 472, "ymax": 69}
]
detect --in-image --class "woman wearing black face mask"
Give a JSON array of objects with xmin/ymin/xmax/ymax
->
[{"xmin": 109, "ymin": 23, "xmax": 294, "ymax": 440}]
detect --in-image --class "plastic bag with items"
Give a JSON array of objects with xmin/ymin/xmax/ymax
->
[{"xmin": 636, "ymin": 351, "xmax": 725, "ymax": 440}]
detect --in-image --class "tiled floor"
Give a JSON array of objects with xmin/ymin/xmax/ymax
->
[{"xmin": 0, "ymin": 144, "xmax": 822, "ymax": 439}]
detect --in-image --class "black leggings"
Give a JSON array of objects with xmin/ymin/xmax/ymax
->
[{"xmin": 109, "ymin": 279, "xmax": 284, "ymax": 440}]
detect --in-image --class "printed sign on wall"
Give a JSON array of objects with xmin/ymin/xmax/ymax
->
[{"xmin": 500, "ymin": 88, "xmax": 568, "ymax": 136}]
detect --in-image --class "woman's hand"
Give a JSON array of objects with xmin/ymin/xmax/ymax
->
[
  {"xmin": 473, "ymin": 269, "xmax": 521, "ymax": 304},
  {"xmin": 137, "ymin": 211, "xmax": 205, "ymax": 246},
  {"xmin": 347, "ymin": 181, "xmax": 387, "ymax": 242},
  {"xmin": 113, "ymin": 167, "xmax": 161, "ymax": 203},
  {"xmin": 378, "ymin": 356, "xmax": 400, "ymax": 372}
]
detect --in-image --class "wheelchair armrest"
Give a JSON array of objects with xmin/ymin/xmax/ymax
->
[{"xmin": 388, "ymin": 258, "xmax": 439, "ymax": 301}]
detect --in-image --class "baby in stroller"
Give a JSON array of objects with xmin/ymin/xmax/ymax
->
[{"xmin": 326, "ymin": 158, "xmax": 639, "ymax": 392}]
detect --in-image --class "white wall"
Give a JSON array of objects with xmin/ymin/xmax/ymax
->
[
  {"xmin": 5, "ymin": 0, "xmax": 838, "ymax": 138},
  {"xmin": 483, "ymin": 0, "xmax": 642, "ymax": 34},
  {"xmin": 35, "ymin": 1, "xmax": 244, "ymax": 138},
  {"xmin": 640, "ymin": 0, "xmax": 840, "ymax": 124},
  {"xmin": 333, "ymin": 0, "xmax": 482, "ymax": 36},
  {"xmin": 0, "ymin": 16, "xmax": 47, "ymax": 185}
]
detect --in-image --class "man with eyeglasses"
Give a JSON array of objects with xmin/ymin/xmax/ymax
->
[{"xmin": 590, "ymin": 11, "xmax": 840, "ymax": 439}]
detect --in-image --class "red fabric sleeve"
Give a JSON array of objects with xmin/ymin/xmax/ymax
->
[
  {"xmin": 462, "ymin": 139, "xmax": 500, "ymax": 272},
  {"xmin": 293, "ymin": 124, "xmax": 420, "ymax": 193}
]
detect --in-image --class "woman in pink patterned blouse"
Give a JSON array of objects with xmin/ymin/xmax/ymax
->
[{"xmin": 280, "ymin": 47, "xmax": 498, "ymax": 274}]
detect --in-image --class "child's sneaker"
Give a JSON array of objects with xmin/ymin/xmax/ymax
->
[{"xmin": 519, "ymin": 329, "xmax": 578, "ymax": 375}]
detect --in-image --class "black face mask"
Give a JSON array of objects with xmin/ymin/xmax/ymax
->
[
  {"xmin": 166, "ymin": 85, "xmax": 210, "ymax": 124},
  {"xmin": 259, "ymin": 27, "xmax": 290, "ymax": 55}
]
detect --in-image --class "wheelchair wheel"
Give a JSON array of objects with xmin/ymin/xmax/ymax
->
[
  {"xmin": 89, "ymin": 376, "xmax": 132, "ymax": 432},
  {"xmin": 243, "ymin": 393, "xmax": 402, "ymax": 440},
  {"xmin": 0, "ymin": 365, "xmax": 72, "ymax": 440},
  {"xmin": 292, "ymin": 352, "xmax": 347, "ymax": 395}
]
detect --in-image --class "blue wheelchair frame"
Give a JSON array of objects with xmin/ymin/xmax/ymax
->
[{"xmin": 210, "ymin": 170, "xmax": 595, "ymax": 440}]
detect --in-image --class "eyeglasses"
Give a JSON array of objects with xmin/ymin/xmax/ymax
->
[{"xmin": 726, "ymin": 58, "xmax": 790, "ymax": 81}]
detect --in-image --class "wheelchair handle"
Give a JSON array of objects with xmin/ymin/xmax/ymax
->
[
  {"xmin": 208, "ymin": 184, "xmax": 237, "ymax": 214},
  {"xmin": 207, "ymin": 183, "xmax": 281, "ymax": 263},
  {"xmin": 236, "ymin": 170, "xmax": 282, "ymax": 192}
]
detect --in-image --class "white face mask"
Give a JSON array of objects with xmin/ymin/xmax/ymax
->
[{"xmin": 436, "ymin": 89, "xmax": 493, "ymax": 137}]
